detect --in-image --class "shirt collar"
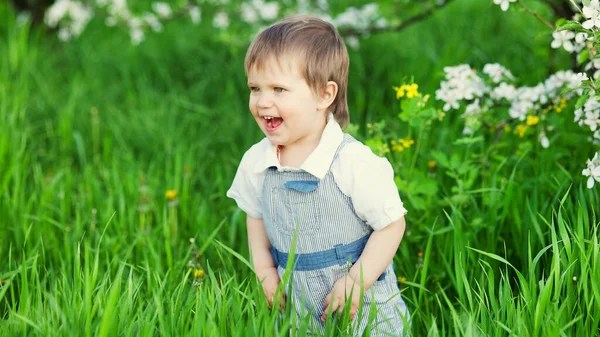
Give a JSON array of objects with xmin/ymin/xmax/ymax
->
[{"xmin": 253, "ymin": 113, "xmax": 344, "ymax": 179}]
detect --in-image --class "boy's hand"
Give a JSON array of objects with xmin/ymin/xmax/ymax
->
[
  {"xmin": 257, "ymin": 266, "xmax": 286, "ymax": 312},
  {"xmin": 321, "ymin": 275, "xmax": 361, "ymax": 322}
]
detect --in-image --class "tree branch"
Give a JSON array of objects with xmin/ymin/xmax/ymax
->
[
  {"xmin": 518, "ymin": 0, "xmax": 555, "ymax": 30},
  {"xmin": 339, "ymin": 0, "xmax": 458, "ymax": 36}
]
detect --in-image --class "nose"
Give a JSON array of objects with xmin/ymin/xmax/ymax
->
[{"xmin": 256, "ymin": 92, "xmax": 273, "ymax": 109}]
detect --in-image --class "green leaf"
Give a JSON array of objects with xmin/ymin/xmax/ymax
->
[
  {"xmin": 410, "ymin": 195, "xmax": 426, "ymax": 210},
  {"xmin": 453, "ymin": 136, "xmax": 484, "ymax": 145},
  {"xmin": 575, "ymin": 94, "xmax": 589, "ymax": 110},
  {"xmin": 419, "ymin": 178, "xmax": 438, "ymax": 197},
  {"xmin": 555, "ymin": 20, "xmax": 586, "ymax": 33}
]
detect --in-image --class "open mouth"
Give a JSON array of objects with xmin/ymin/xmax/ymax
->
[{"xmin": 263, "ymin": 116, "xmax": 283, "ymax": 132}]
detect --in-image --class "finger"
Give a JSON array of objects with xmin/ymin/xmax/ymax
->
[
  {"xmin": 279, "ymin": 294, "xmax": 287, "ymax": 312},
  {"xmin": 350, "ymin": 308, "xmax": 357, "ymax": 320},
  {"xmin": 336, "ymin": 301, "xmax": 346, "ymax": 315},
  {"xmin": 322, "ymin": 293, "xmax": 332, "ymax": 311},
  {"xmin": 321, "ymin": 298, "xmax": 339, "ymax": 322}
]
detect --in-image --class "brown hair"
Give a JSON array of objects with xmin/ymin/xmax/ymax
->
[{"xmin": 245, "ymin": 15, "xmax": 350, "ymax": 128}]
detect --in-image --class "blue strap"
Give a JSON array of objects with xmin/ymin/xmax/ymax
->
[{"xmin": 270, "ymin": 234, "xmax": 386, "ymax": 280}]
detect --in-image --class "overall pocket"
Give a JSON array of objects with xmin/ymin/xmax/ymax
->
[{"xmin": 271, "ymin": 186, "xmax": 321, "ymax": 235}]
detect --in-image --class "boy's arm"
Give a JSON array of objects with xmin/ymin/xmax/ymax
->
[
  {"xmin": 348, "ymin": 216, "xmax": 406, "ymax": 289},
  {"xmin": 247, "ymin": 215, "xmax": 276, "ymax": 274},
  {"xmin": 321, "ymin": 217, "xmax": 406, "ymax": 321},
  {"xmin": 247, "ymin": 215, "xmax": 284, "ymax": 309}
]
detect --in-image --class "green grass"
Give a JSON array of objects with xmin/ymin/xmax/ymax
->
[{"xmin": 1, "ymin": 0, "xmax": 599, "ymax": 336}]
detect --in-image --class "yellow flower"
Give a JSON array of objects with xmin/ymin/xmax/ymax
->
[
  {"xmin": 504, "ymin": 124, "xmax": 511, "ymax": 133},
  {"xmin": 526, "ymin": 115, "xmax": 540, "ymax": 126},
  {"xmin": 405, "ymin": 84, "xmax": 419, "ymax": 98},
  {"xmin": 560, "ymin": 98, "xmax": 567, "ymax": 108},
  {"xmin": 392, "ymin": 144, "xmax": 405, "ymax": 152},
  {"xmin": 438, "ymin": 111, "xmax": 446, "ymax": 121},
  {"xmin": 397, "ymin": 276, "xmax": 407, "ymax": 283},
  {"xmin": 194, "ymin": 269, "xmax": 204, "ymax": 279},
  {"xmin": 555, "ymin": 106, "xmax": 563, "ymax": 113},
  {"xmin": 399, "ymin": 138, "xmax": 415, "ymax": 148},
  {"xmin": 165, "ymin": 190, "xmax": 177, "ymax": 200},
  {"xmin": 393, "ymin": 86, "xmax": 405, "ymax": 99},
  {"xmin": 427, "ymin": 160, "xmax": 437, "ymax": 169},
  {"xmin": 515, "ymin": 124, "xmax": 528, "ymax": 138}
]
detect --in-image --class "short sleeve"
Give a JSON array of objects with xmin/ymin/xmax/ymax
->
[
  {"xmin": 226, "ymin": 151, "xmax": 263, "ymax": 219},
  {"xmin": 333, "ymin": 143, "xmax": 407, "ymax": 231}
]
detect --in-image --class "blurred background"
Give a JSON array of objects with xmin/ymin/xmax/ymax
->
[{"xmin": 1, "ymin": 0, "xmax": 599, "ymax": 336}]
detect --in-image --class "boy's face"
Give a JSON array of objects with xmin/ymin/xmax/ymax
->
[{"xmin": 247, "ymin": 56, "xmax": 328, "ymax": 150}]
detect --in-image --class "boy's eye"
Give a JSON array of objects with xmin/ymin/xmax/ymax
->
[
  {"xmin": 250, "ymin": 87, "xmax": 260, "ymax": 93},
  {"xmin": 274, "ymin": 87, "xmax": 286, "ymax": 93}
]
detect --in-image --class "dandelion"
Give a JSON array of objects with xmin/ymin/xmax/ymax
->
[
  {"xmin": 189, "ymin": 237, "xmax": 196, "ymax": 244},
  {"xmin": 405, "ymin": 84, "xmax": 419, "ymax": 98},
  {"xmin": 165, "ymin": 189, "xmax": 177, "ymax": 200},
  {"xmin": 438, "ymin": 111, "xmax": 446, "ymax": 121},
  {"xmin": 194, "ymin": 269, "xmax": 204, "ymax": 279},
  {"xmin": 393, "ymin": 84, "xmax": 419, "ymax": 99},
  {"xmin": 399, "ymin": 138, "xmax": 415, "ymax": 148},
  {"xmin": 1, "ymin": 279, "xmax": 5, "ymax": 286},
  {"xmin": 165, "ymin": 189, "xmax": 179, "ymax": 245},
  {"xmin": 392, "ymin": 144, "xmax": 405, "ymax": 152},
  {"xmin": 393, "ymin": 86, "xmax": 405, "ymax": 99},
  {"xmin": 427, "ymin": 160, "xmax": 437, "ymax": 169},
  {"xmin": 572, "ymin": 276, "xmax": 578, "ymax": 283},
  {"xmin": 526, "ymin": 115, "xmax": 540, "ymax": 126},
  {"xmin": 515, "ymin": 124, "xmax": 528, "ymax": 138}
]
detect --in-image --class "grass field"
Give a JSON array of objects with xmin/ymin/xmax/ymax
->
[{"xmin": 1, "ymin": 0, "xmax": 599, "ymax": 336}]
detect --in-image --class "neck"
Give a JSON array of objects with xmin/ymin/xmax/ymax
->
[{"xmin": 279, "ymin": 120, "xmax": 327, "ymax": 168}]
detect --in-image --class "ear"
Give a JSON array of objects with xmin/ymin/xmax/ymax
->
[{"xmin": 317, "ymin": 81, "xmax": 338, "ymax": 111}]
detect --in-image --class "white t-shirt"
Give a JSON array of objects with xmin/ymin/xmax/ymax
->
[{"xmin": 227, "ymin": 114, "xmax": 407, "ymax": 231}]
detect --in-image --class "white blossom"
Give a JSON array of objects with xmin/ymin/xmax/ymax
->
[
  {"xmin": 189, "ymin": 6, "xmax": 201, "ymax": 24},
  {"xmin": 260, "ymin": 1, "xmax": 280, "ymax": 21},
  {"xmin": 213, "ymin": 11, "xmax": 230, "ymax": 29},
  {"xmin": 539, "ymin": 133, "xmax": 550, "ymax": 148},
  {"xmin": 582, "ymin": 4, "xmax": 600, "ymax": 29},
  {"xmin": 584, "ymin": 110, "xmax": 600, "ymax": 131},
  {"xmin": 582, "ymin": 152, "xmax": 600, "ymax": 188},
  {"xmin": 509, "ymin": 100, "xmax": 533, "ymax": 121},
  {"xmin": 241, "ymin": 3, "xmax": 259, "ymax": 23},
  {"xmin": 551, "ymin": 31, "xmax": 575, "ymax": 53},
  {"xmin": 491, "ymin": 82, "xmax": 517, "ymax": 101},
  {"xmin": 345, "ymin": 36, "xmax": 360, "ymax": 49},
  {"xmin": 142, "ymin": 13, "xmax": 162, "ymax": 32},
  {"xmin": 483, "ymin": 63, "xmax": 514, "ymax": 83},
  {"xmin": 333, "ymin": 3, "xmax": 384, "ymax": 33},
  {"xmin": 130, "ymin": 27, "xmax": 144, "ymax": 44},
  {"xmin": 462, "ymin": 99, "xmax": 482, "ymax": 117},
  {"xmin": 493, "ymin": 0, "xmax": 516, "ymax": 12},
  {"xmin": 45, "ymin": 0, "xmax": 93, "ymax": 39},
  {"xmin": 151, "ymin": 2, "xmax": 172, "ymax": 19}
]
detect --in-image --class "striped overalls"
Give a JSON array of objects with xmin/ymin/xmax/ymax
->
[{"xmin": 262, "ymin": 134, "xmax": 410, "ymax": 336}]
